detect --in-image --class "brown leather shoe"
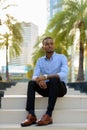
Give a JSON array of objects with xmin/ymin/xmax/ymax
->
[
  {"xmin": 21, "ymin": 114, "xmax": 37, "ymax": 127},
  {"xmin": 36, "ymin": 114, "xmax": 53, "ymax": 126}
]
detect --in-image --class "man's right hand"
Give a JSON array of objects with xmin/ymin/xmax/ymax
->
[
  {"xmin": 38, "ymin": 80, "xmax": 47, "ymax": 89},
  {"xmin": 33, "ymin": 76, "xmax": 47, "ymax": 89}
]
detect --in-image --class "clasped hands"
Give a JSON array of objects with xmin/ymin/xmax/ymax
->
[{"xmin": 34, "ymin": 76, "xmax": 47, "ymax": 89}]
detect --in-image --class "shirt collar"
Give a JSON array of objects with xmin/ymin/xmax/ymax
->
[{"xmin": 44, "ymin": 52, "xmax": 56, "ymax": 60}]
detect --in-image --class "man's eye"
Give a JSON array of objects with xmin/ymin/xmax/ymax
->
[{"xmin": 45, "ymin": 43, "xmax": 49, "ymax": 46}]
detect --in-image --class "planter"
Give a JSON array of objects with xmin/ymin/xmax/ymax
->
[{"xmin": 67, "ymin": 81, "xmax": 87, "ymax": 94}]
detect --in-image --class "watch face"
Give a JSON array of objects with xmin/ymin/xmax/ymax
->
[{"xmin": 44, "ymin": 74, "xmax": 47, "ymax": 79}]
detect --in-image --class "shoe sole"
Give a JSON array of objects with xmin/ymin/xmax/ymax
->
[
  {"xmin": 36, "ymin": 121, "xmax": 53, "ymax": 126},
  {"xmin": 21, "ymin": 122, "xmax": 36, "ymax": 127}
]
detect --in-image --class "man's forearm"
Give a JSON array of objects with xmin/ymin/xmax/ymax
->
[{"xmin": 46, "ymin": 74, "xmax": 60, "ymax": 80}]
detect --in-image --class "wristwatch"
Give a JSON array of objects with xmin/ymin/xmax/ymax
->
[{"xmin": 44, "ymin": 74, "xmax": 48, "ymax": 79}]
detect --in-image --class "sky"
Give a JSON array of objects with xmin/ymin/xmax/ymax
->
[{"xmin": 3, "ymin": 0, "xmax": 48, "ymax": 35}]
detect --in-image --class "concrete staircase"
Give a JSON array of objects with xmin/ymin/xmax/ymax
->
[{"xmin": 0, "ymin": 82, "xmax": 87, "ymax": 130}]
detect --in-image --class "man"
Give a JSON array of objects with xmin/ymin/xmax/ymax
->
[{"xmin": 21, "ymin": 37, "xmax": 68, "ymax": 127}]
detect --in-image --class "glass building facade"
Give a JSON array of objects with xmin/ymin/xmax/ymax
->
[
  {"xmin": 10, "ymin": 22, "xmax": 38, "ymax": 66},
  {"xmin": 48, "ymin": 0, "xmax": 62, "ymax": 19}
]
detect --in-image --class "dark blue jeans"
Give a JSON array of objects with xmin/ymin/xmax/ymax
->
[{"xmin": 26, "ymin": 78, "xmax": 67, "ymax": 116}]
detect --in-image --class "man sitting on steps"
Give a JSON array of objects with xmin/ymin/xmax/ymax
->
[{"xmin": 21, "ymin": 36, "xmax": 68, "ymax": 127}]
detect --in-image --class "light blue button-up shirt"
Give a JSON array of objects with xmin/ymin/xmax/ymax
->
[{"xmin": 32, "ymin": 52, "xmax": 68, "ymax": 83}]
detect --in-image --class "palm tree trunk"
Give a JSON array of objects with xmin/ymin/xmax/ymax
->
[
  {"xmin": 76, "ymin": 41, "xmax": 84, "ymax": 81},
  {"xmin": 71, "ymin": 45, "xmax": 75, "ymax": 82},
  {"xmin": 6, "ymin": 44, "xmax": 9, "ymax": 81}
]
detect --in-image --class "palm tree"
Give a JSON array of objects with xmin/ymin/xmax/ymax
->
[
  {"xmin": 32, "ymin": 35, "xmax": 46, "ymax": 66},
  {"xmin": 45, "ymin": 0, "xmax": 87, "ymax": 81},
  {"xmin": 0, "ymin": 0, "xmax": 16, "ymax": 24},
  {"xmin": 26, "ymin": 64, "xmax": 34, "ymax": 80},
  {"xmin": 0, "ymin": 14, "xmax": 23, "ymax": 81},
  {"xmin": 0, "ymin": 0, "xmax": 22, "ymax": 81}
]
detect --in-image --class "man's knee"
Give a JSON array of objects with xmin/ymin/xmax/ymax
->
[
  {"xmin": 27, "ymin": 80, "xmax": 36, "ymax": 91},
  {"xmin": 28, "ymin": 80, "xmax": 36, "ymax": 86}
]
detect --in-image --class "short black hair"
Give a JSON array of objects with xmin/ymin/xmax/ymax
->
[{"xmin": 42, "ymin": 37, "xmax": 53, "ymax": 44}]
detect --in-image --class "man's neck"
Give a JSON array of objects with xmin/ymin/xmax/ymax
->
[{"xmin": 46, "ymin": 52, "xmax": 54, "ymax": 59}]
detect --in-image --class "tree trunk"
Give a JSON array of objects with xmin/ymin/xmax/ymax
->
[
  {"xmin": 76, "ymin": 41, "xmax": 84, "ymax": 81},
  {"xmin": 6, "ymin": 45, "xmax": 9, "ymax": 81}
]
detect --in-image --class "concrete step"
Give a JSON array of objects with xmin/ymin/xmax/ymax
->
[
  {"xmin": 4, "ymin": 84, "xmax": 86, "ymax": 95},
  {"xmin": 0, "ymin": 123, "xmax": 87, "ymax": 130},
  {"xmin": 4, "ymin": 87, "xmax": 27, "ymax": 95},
  {"xmin": 67, "ymin": 88, "xmax": 86, "ymax": 95},
  {"xmin": 4, "ymin": 82, "xmax": 28, "ymax": 95},
  {"xmin": 12, "ymin": 82, "xmax": 28, "ymax": 87},
  {"xmin": 1, "ymin": 82, "xmax": 87, "ymax": 129},
  {"xmin": 4, "ymin": 87, "xmax": 85, "ymax": 96},
  {"xmin": 1, "ymin": 95, "xmax": 87, "ymax": 109},
  {"xmin": 4, "ymin": 82, "xmax": 86, "ymax": 96},
  {"xmin": 0, "ymin": 109, "xmax": 87, "ymax": 124}
]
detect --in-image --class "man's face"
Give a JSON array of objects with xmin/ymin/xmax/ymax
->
[{"xmin": 42, "ymin": 38, "xmax": 54, "ymax": 53}]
